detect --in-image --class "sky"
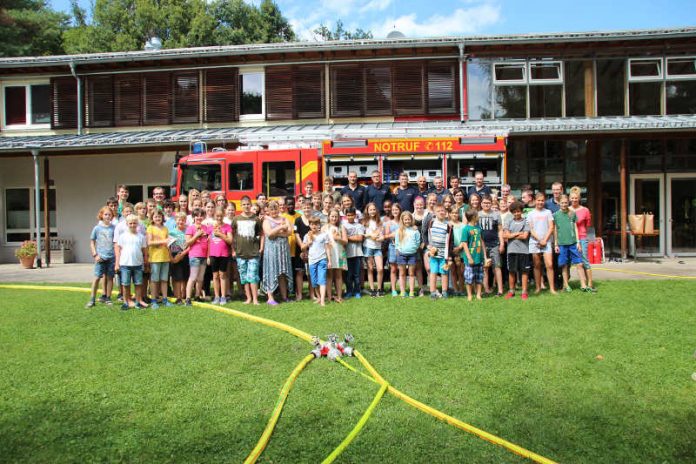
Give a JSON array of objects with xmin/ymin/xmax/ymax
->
[{"xmin": 49, "ymin": 0, "xmax": 696, "ymax": 41}]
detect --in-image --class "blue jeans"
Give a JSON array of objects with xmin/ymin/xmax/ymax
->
[
  {"xmin": 120, "ymin": 265, "xmax": 143, "ymax": 286},
  {"xmin": 309, "ymin": 259, "xmax": 327, "ymax": 287},
  {"xmin": 346, "ymin": 256, "xmax": 362, "ymax": 295}
]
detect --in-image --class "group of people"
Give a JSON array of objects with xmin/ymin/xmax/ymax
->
[{"xmin": 86, "ymin": 171, "xmax": 597, "ymax": 310}]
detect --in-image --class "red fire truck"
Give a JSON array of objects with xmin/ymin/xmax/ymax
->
[{"xmin": 172, "ymin": 136, "xmax": 507, "ymax": 204}]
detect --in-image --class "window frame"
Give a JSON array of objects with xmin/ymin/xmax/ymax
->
[
  {"xmin": 4, "ymin": 186, "xmax": 57, "ymax": 245},
  {"xmin": 1, "ymin": 80, "xmax": 51, "ymax": 130},
  {"xmin": 492, "ymin": 62, "xmax": 527, "ymax": 85},
  {"xmin": 665, "ymin": 56, "xmax": 696, "ymax": 80},
  {"xmin": 528, "ymin": 61, "xmax": 564, "ymax": 85},
  {"xmin": 628, "ymin": 58, "xmax": 664, "ymax": 82},
  {"xmin": 239, "ymin": 69, "xmax": 266, "ymax": 121}
]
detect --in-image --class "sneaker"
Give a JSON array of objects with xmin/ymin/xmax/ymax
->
[
  {"xmin": 85, "ymin": 299, "xmax": 95, "ymax": 308},
  {"xmin": 219, "ymin": 297, "xmax": 227, "ymax": 305},
  {"xmin": 504, "ymin": 292, "xmax": 515, "ymax": 300},
  {"xmin": 377, "ymin": 290, "xmax": 384, "ymax": 297},
  {"xmin": 370, "ymin": 290, "xmax": 377, "ymax": 297},
  {"xmin": 496, "ymin": 293, "xmax": 504, "ymax": 298},
  {"xmin": 104, "ymin": 298, "xmax": 113, "ymax": 306},
  {"xmin": 116, "ymin": 294, "xmax": 123, "ymax": 303},
  {"xmin": 409, "ymin": 291, "xmax": 416, "ymax": 298},
  {"xmin": 585, "ymin": 286, "xmax": 597, "ymax": 293},
  {"xmin": 184, "ymin": 299, "xmax": 192, "ymax": 306},
  {"xmin": 564, "ymin": 286, "xmax": 572, "ymax": 293},
  {"xmin": 430, "ymin": 291, "xmax": 441, "ymax": 300},
  {"xmin": 441, "ymin": 291, "xmax": 449, "ymax": 299},
  {"xmin": 418, "ymin": 288, "xmax": 425, "ymax": 297},
  {"xmin": 174, "ymin": 298, "xmax": 182, "ymax": 305},
  {"xmin": 151, "ymin": 302, "xmax": 160, "ymax": 309},
  {"xmin": 121, "ymin": 303, "xmax": 129, "ymax": 311},
  {"xmin": 164, "ymin": 299, "xmax": 174, "ymax": 307},
  {"xmin": 392, "ymin": 290, "xmax": 399, "ymax": 297},
  {"xmin": 400, "ymin": 291, "xmax": 408, "ymax": 298},
  {"xmin": 98, "ymin": 295, "xmax": 107, "ymax": 304},
  {"xmin": 212, "ymin": 297, "xmax": 220, "ymax": 305},
  {"xmin": 521, "ymin": 293, "xmax": 529, "ymax": 301},
  {"xmin": 354, "ymin": 292, "xmax": 362, "ymax": 299}
]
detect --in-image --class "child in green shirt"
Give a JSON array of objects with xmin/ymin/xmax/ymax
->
[
  {"xmin": 456, "ymin": 210, "xmax": 488, "ymax": 301},
  {"xmin": 553, "ymin": 195, "xmax": 588, "ymax": 292}
]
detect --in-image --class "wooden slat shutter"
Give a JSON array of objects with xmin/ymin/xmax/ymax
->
[
  {"xmin": 50, "ymin": 77, "xmax": 77, "ymax": 129},
  {"xmin": 204, "ymin": 68, "xmax": 239, "ymax": 123},
  {"xmin": 143, "ymin": 72, "xmax": 171, "ymax": 125},
  {"xmin": 266, "ymin": 66, "xmax": 293, "ymax": 120},
  {"xmin": 114, "ymin": 74, "xmax": 142, "ymax": 127},
  {"xmin": 85, "ymin": 75, "xmax": 114, "ymax": 127},
  {"xmin": 330, "ymin": 65, "xmax": 364, "ymax": 117},
  {"xmin": 427, "ymin": 61, "xmax": 458, "ymax": 114},
  {"xmin": 172, "ymin": 71, "xmax": 199, "ymax": 124},
  {"xmin": 393, "ymin": 61, "xmax": 425, "ymax": 115},
  {"xmin": 294, "ymin": 65, "xmax": 324, "ymax": 119},
  {"xmin": 364, "ymin": 64, "xmax": 392, "ymax": 116}
]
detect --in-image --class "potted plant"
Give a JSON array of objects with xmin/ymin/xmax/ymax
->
[{"xmin": 15, "ymin": 240, "xmax": 37, "ymax": 269}]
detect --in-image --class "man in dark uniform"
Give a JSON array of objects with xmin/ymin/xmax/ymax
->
[
  {"xmin": 365, "ymin": 170, "xmax": 391, "ymax": 213},
  {"xmin": 394, "ymin": 172, "xmax": 418, "ymax": 212},
  {"xmin": 340, "ymin": 171, "xmax": 367, "ymax": 211}
]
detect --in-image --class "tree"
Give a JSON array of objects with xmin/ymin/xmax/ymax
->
[
  {"xmin": 0, "ymin": 0, "xmax": 69, "ymax": 57},
  {"xmin": 62, "ymin": 0, "xmax": 295, "ymax": 54},
  {"xmin": 313, "ymin": 20, "xmax": 373, "ymax": 41}
]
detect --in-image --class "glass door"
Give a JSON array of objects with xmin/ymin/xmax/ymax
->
[
  {"xmin": 667, "ymin": 174, "xmax": 696, "ymax": 256},
  {"xmin": 629, "ymin": 174, "xmax": 664, "ymax": 257}
]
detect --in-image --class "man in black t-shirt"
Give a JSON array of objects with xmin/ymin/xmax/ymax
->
[
  {"xmin": 365, "ymin": 170, "xmax": 391, "ymax": 213},
  {"xmin": 394, "ymin": 172, "xmax": 418, "ymax": 212},
  {"xmin": 340, "ymin": 171, "xmax": 367, "ymax": 211}
]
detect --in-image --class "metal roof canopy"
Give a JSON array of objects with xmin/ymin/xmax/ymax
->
[
  {"xmin": 0, "ymin": 26, "xmax": 695, "ymax": 69},
  {"xmin": 1, "ymin": 116, "xmax": 696, "ymax": 154}
]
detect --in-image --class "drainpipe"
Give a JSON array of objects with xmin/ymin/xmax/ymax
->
[
  {"xmin": 69, "ymin": 61, "xmax": 83, "ymax": 135},
  {"xmin": 31, "ymin": 148, "xmax": 43, "ymax": 268},
  {"xmin": 458, "ymin": 42, "xmax": 466, "ymax": 123}
]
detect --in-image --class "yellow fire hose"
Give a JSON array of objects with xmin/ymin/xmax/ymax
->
[
  {"xmin": 0, "ymin": 284, "xmax": 558, "ymax": 464},
  {"xmin": 321, "ymin": 382, "xmax": 389, "ymax": 464},
  {"xmin": 243, "ymin": 354, "xmax": 315, "ymax": 464}
]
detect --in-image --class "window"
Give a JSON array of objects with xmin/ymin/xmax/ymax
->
[
  {"xmin": 666, "ymin": 57, "xmax": 696, "ymax": 115},
  {"xmin": 427, "ymin": 61, "xmax": 457, "ymax": 113},
  {"xmin": 85, "ymin": 76, "xmax": 114, "ymax": 128},
  {"xmin": 666, "ymin": 57, "xmax": 696, "ymax": 78},
  {"xmin": 529, "ymin": 62, "xmax": 562, "ymax": 83},
  {"xmin": 565, "ymin": 61, "xmax": 587, "ymax": 117},
  {"xmin": 596, "ymin": 60, "xmax": 626, "ymax": 116},
  {"xmin": 262, "ymin": 161, "xmax": 295, "ymax": 197},
  {"xmin": 466, "ymin": 59, "xmax": 492, "ymax": 120},
  {"xmin": 172, "ymin": 72, "xmax": 199, "ymax": 124},
  {"xmin": 240, "ymin": 72, "xmax": 264, "ymax": 119},
  {"xmin": 5, "ymin": 188, "xmax": 56, "ymax": 243},
  {"xmin": 628, "ymin": 58, "xmax": 663, "ymax": 116},
  {"xmin": 493, "ymin": 61, "xmax": 528, "ymax": 118},
  {"xmin": 229, "ymin": 163, "xmax": 254, "ymax": 191},
  {"xmin": 204, "ymin": 68, "xmax": 239, "ymax": 123},
  {"xmin": 2, "ymin": 83, "xmax": 50, "ymax": 129},
  {"xmin": 629, "ymin": 58, "xmax": 663, "ymax": 80},
  {"xmin": 180, "ymin": 164, "xmax": 222, "ymax": 194},
  {"xmin": 493, "ymin": 63, "xmax": 526, "ymax": 84}
]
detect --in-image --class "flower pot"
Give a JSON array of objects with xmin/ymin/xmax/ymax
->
[{"xmin": 19, "ymin": 255, "xmax": 36, "ymax": 269}]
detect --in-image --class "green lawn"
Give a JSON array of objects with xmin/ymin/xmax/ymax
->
[{"xmin": 1, "ymin": 281, "xmax": 695, "ymax": 463}]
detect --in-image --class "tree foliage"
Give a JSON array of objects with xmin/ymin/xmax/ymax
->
[
  {"xmin": 313, "ymin": 20, "xmax": 373, "ymax": 41},
  {"xmin": 62, "ymin": 0, "xmax": 296, "ymax": 54},
  {"xmin": 0, "ymin": 0, "xmax": 69, "ymax": 57}
]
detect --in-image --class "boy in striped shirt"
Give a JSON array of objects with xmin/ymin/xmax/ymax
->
[{"xmin": 424, "ymin": 204, "xmax": 453, "ymax": 299}]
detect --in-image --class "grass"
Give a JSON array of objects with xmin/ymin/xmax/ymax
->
[{"xmin": 1, "ymin": 281, "xmax": 695, "ymax": 463}]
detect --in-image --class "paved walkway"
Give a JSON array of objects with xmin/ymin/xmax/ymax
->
[{"xmin": 1, "ymin": 258, "xmax": 695, "ymax": 283}]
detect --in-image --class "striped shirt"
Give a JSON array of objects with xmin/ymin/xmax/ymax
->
[{"xmin": 428, "ymin": 219, "xmax": 450, "ymax": 259}]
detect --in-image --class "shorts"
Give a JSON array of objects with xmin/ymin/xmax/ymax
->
[
  {"xmin": 94, "ymin": 258, "xmax": 115, "ymax": 278},
  {"xmin": 529, "ymin": 240, "xmax": 553, "ymax": 254},
  {"xmin": 120, "ymin": 265, "xmax": 144, "ymax": 286},
  {"xmin": 209, "ymin": 256, "xmax": 229, "ymax": 273},
  {"xmin": 429, "ymin": 256, "xmax": 449, "ymax": 275},
  {"xmin": 236, "ymin": 257, "xmax": 260, "ymax": 285},
  {"xmin": 387, "ymin": 244, "xmax": 397, "ymax": 264},
  {"xmin": 486, "ymin": 246, "xmax": 502, "ymax": 268},
  {"xmin": 170, "ymin": 260, "xmax": 190, "ymax": 281},
  {"xmin": 507, "ymin": 253, "xmax": 531, "ymax": 274},
  {"xmin": 464, "ymin": 264, "xmax": 484, "ymax": 284},
  {"xmin": 189, "ymin": 257, "xmax": 206, "ymax": 267},
  {"xmin": 558, "ymin": 244, "xmax": 583, "ymax": 266},
  {"xmin": 396, "ymin": 253, "xmax": 416, "ymax": 266},
  {"xmin": 309, "ymin": 258, "xmax": 328, "ymax": 287},
  {"xmin": 364, "ymin": 247, "xmax": 382, "ymax": 258},
  {"xmin": 578, "ymin": 239, "xmax": 592, "ymax": 270},
  {"xmin": 150, "ymin": 262, "xmax": 170, "ymax": 282},
  {"xmin": 292, "ymin": 255, "xmax": 305, "ymax": 272}
]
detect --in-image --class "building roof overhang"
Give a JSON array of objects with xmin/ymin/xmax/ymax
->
[
  {"xmin": 0, "ymin": 27, "xmax": 695, "ymax": 74},
  {"xmin": 1, "ymin": 116, "xmax": 695, "ymax": 155}
]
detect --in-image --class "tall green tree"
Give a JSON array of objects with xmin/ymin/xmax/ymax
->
[
  {"xmin": 0, "ymin": 0, "xmax": 69, "ymax": 57},
  {"xmin": 63, "ymin": 0, "xmax": 295, "ymax": 54},
  {"xmin": 313, "ymin": 20, "xmax": 373, "ymax": 41}
]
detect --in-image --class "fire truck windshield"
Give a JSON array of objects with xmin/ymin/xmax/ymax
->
[{"xmin": 180, "ymin": 163, "xmax": 222, "ymax": 193}]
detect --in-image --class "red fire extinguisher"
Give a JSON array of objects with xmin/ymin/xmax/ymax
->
[{"xmin": 593, "ymin": 238, "xmax": 604, "ymax": 264}]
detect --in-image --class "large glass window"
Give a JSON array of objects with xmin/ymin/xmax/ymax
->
[
  {"xmin": 596, "ymin": 60, "xmax": 626, "ymax": 116},
  {"xmin": 666, "ymin": 81, "xmax": 696, "ymax": 114},
  {"xmin": 529, "ymin": 85, "xmax": 562, "ymax": 118},
  {"xmin": 180, "ymin": 164, "xmax": 222, "ymax": 193},
  {"xmin": 666, "ymin": 138, "xmax": 696, "ymax": 171},
  {"xmin": 240, "ymin": 72, "xmax": 264, "ymax": 118},
  {"xmin": 229, "ymin": 163, "xmax": 254, "ymax": 191},
  {"xmin": 172, "ymin": 72, "xmax": 199, "ymax": 123},
  {"xmin": 5, "ymin": 188, "xmax": 56, "ymax": 243},
  {"xmin": 565, "ymin": 61, "xmax": 587, "ymax": 117},
  {"xmin": 262, "ymin": 161, "xmax": 295, "ymax": 197},
  {"xmin": 494, "ymin": 85, "xmax": 526, "ymax": 118},
  {"xmin": 629, "ymin": 81, "xmax": 662, "ymax": 116},
  {"xmin": 3, "ymin": 83, "xmax": 50, "ymax": 128},
  {"xmin": 467, "ymin": 59, "xmax": 492, "ymax": 120},
  {"xmin": 506, "ymin": 139, "xmax": 588, "ymax": 192},
  {"xmin": 629, "ymin": 140, "xmax": 663, "ymax": 172}
]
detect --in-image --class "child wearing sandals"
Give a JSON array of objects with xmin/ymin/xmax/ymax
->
[
  {"xmin": 209, "ymin": 208, "xmax": 233, "ymax": 305},
  {"xmin": 184, "ymin": 208, "xmax": 210, "ymax": 306},
  {"xmin": 115, "ymin": 214, "xmax": 149, "ymax": 309}
]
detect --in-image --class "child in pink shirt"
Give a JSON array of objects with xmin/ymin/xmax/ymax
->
[
  {"xmin": 208, "ymin": 208, "xmax": 232, "ymax": 305},
  {"xmin": 184, "ymin": 208, "xmax": 211, "ymax": 305}
]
